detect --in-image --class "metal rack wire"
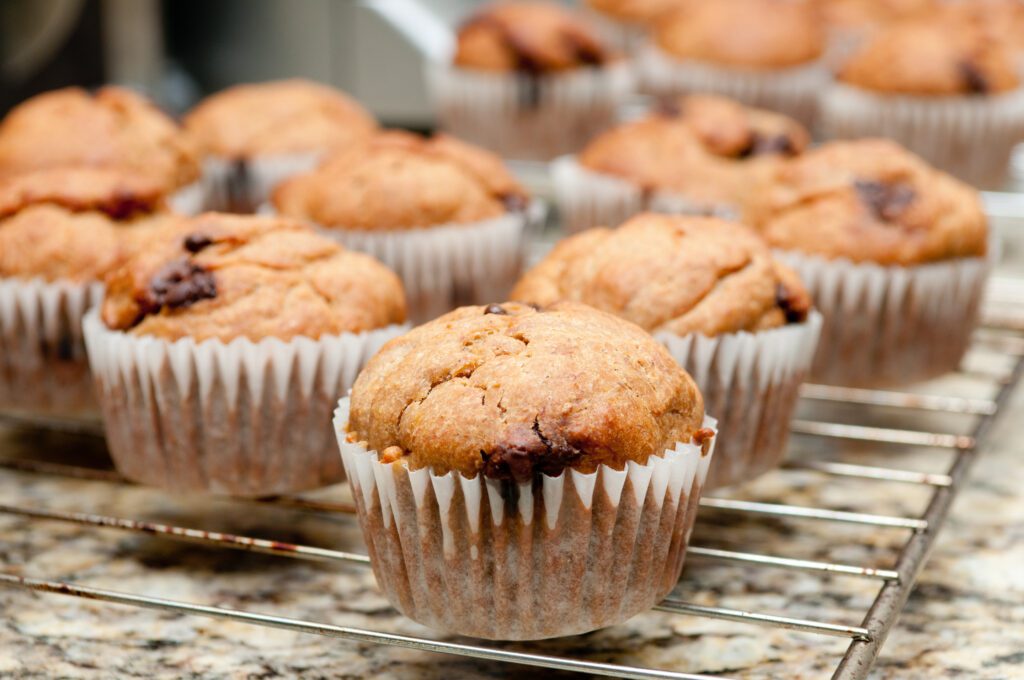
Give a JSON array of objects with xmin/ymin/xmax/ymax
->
[{"xmin": 1, "ymin": 213, "xmax": 1023, "ymax": 679}]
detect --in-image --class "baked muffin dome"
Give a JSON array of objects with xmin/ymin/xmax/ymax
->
[
  {"xmin": 101, "ymin": 213, "xmax": 406, "ymax": 342},
  {"xmin": 348, "ymin": 301, "xmax": 708, "ymax": 481},
  {"xmin": 454, "ymin": 1, "xmax": 613, "ymax": 73},
  {"xmin": 273, "ymin": 132, "xmax": 529, "ymax": 230},
  {"xmin": 744, "ymin": 139, "xmax": 988, "ymax": 265},
  {"xmin": 653, "ymin": 0, "xmax": 825, "ymax": 69},
  {"xmin": 512, "ymin": 213, "xmax": 810, "ymax": 336},
  {"xmin": 183, "ymin": 79, "xmax": 378, "ymax": 159},
  {"xmin": 819, "ymin": 0, "xmax": 937, "ymax": 32},
  {"xmin": 585, "ymin": 0, "xmax": 682, "ymax": 24},
  {"xmin": 0, "ymin": 167, "xmax": 173, "ymax": 282},
  {"xmin": 838, "ymin": 20, "xmax": 1020, "ymax": 95},
  {"xmin": 0, "ymin": 87, "xmax": 200, "ymax": 192}
]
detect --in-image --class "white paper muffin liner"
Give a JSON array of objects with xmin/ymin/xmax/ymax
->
[
  {"xmin": 166, "ymin": 180, "xmax": 205, "ymax": 216},
  {"xmin": 657, "ymin": 312, "xmax": 821, "ymax": 488},
  {"xmin": 0, "ymin": 277, "xmax": 103, "ymax": 418},
  {"xmin": 334, "ymin": 397, "xmax": 716, "ymax": 640},
  {"xmin": 820, "ymin": 84, "xmax": 1024, "ymax": 189},
  {"xmin": 777, "ymin": 251, "xmax": 990, "ymax": 387},
  {"xmin": 83, "ymin": 310, "xmax": 408, "ymax": 496},
  {"xmin": 637, "ymin": 44, "xmax": 827, "ymax": 126},
  {"xmin": 551, "ymin": 155, "xmax": 738, "ymax": 233},
  {"xmin": 427, "ymin": 62, "xmax": 633, "ymax": 160},
  {"xmin": 201, "ymin": 152, "xmax": 323, "ymax": 214}
]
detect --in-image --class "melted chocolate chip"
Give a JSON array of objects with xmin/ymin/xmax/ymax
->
[
  {"xmin": 104, "ymin": 191, "xmax": 154, "ymax": 221},
  {"xmin": 854, "ymin": 180, "xmax": 916, "ymax": 222},
  {"xmin": 500, "ymin": 193, "xmax": 529, "ymax": 213},
  {"xmin": 484, "ymin": 304, "xmax": 509, "ymax": 315},
  {"xmin": 143, "ymin": 258, "xmax": 217, "ymax": 313},
  {"xmin": 958, "ymin": 60, "xmax": 990, "ymax": 95},
  {"xmin": 183, "ymin": 233, "xmax": 214, "ymax": 253},
  {"xmin": 737, "ymin": 132, "xmax": 798, "ymax": 159},
  {"xmin": 481, "ymin": 419, "xmax": 583, "ymax": 482},
  {"xmin": 776, "ymin": 283, "xmax": 809, "ymax": 324}
]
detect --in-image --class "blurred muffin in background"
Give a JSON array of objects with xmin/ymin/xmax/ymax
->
[
  {"xmin": 430, "ymin": 1, "xmax": 631, "ymax": 160},
  {"xmin": 274, "ymin": 131, "xmax": 532, "ymax": 322},
  {"xmin": 820, "ymin": 18, "xmax": 1024, "ymax": 187},
  {"xmin": 582, "ymin": 0, "xmax": 683, "ymax": 52},
  {"xmin": 553, "ymin": 94, "xmax": 809, "ymax": 233},
  {"xmin": 184, "ymin": 79, "xmax": 378, "ymax": 213},
  {"xmin": 638, "ymin": 0, "xmax": 827, "ymax": 125},
  {"xmin": 817, "ymin": 0, "xmax": 937, "ymax": 61}
]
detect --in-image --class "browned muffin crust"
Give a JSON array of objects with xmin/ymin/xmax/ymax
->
[
  {"xmin": 654, "ymin": 0, "xmax": 825, "ymax": 69},
  {"xmin": 511, "ymin": 213, "xmax": 810, "ymax": 336},
  {"xmin": 585, "ymin": 0, "xmax": 683, "ymax": 24},
  {"xmin": 454, "ymin": 1, "xmax": 613, "ymax": 73},
  {"xmin": 101, "ymin": 213, "xmax": 407, "ymax": 342},
  {"xmin": 838, "ymin": 19, "xmax": 1021, "ymax": 95},
  {"xmin": 744, "ymin": 139, "xmax": 989, "ymax": 265},
  {"xmin": 0, "ymin": 167, "xmax": 167, "ymax": 221},
  {"xmin": 348, "ymin": 301, "xmax": 708, "ymax": 481},
  {"xmin": 274, "ymin": 132, "xmax": 529, "ymax": 230},
  {"xmin": 0, "ymin": 87, "xmax": 200, "ymax": 192},
  {"xmin": 183, "ymin": 79, "xmax": 378, "ymax": 159}
]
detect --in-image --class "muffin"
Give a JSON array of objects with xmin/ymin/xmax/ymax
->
[
  {"xmin": 84, "ymin": 213, "xmax": 407, "ymax": 495},
  {"xmin": 744, "ymin": 139, "xmax": 990, "ymax": 386},
  {"xmin": 184, "ymin": 79, "xmax": 378, "ymax": 213},
  {"xmin": 335, "ymin": 301, "xmax": 716, "ymax": 639},
  {"xmin": 511, "ymin": 213, "xmax": 819, "ymax": 487},
  {"xmin": 0, "ymin": 167, "xmax": 175, "ymax": 418},
  {"xmin": 429, "ymin": 1, "xmax": 631, "ymax": 160},
  {"xmin": 0, "ymin": 88, "xmax": 200, "ymax": 198},
  {"xmin": 273, "ymin": 132, "xmax": 533, "ymax": 322},
  {"xmin": 554, "ymin": 94, "xmax": 809, "ymax": 233},
  {"xmin": 821, "ymin": 19, "xmax": 1024, "ymax": 187},
  {"xmin": 639, "ymin": 0, "xmax": 828, "ymax": 125},
  {"xmin": 583, "ymin": 0, "xmax": 682, "ymax": 52},
  {"xmin": 817, "ymin": 0, "xmax": 938, "ymax": 61}
]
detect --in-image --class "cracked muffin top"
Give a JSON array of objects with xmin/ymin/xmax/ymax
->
[
  {"xmin": 744, "ymin": 139, "xmax": 988, "ymax": 265},
  {"xmin": 347, "ymin": 301, "xmax": 711, "ymax": 481},
  {"xmin": 838, "ymin": 19, "xmax": 1020, "ymax": 95},
  {"xmin": 454, "ymin": 1, "xmax": 614, "ymax": 73},
  {"xmin": 578, "ymin": 95, "xmax": 808, "ymax": 205},
  {"xmin": 653, "ymin": 0, "xmax": 825, "ymax": 69},
  {"xmin": 0, "ymin": 87, "xmax": 200, "ymax": 193},
  {"xmin": 273, "ymin": 132, "xmax": 529, "ymax": 230},
  {"xmin": 184, "ymin": 79, "xmax": 378, "ymax": 159},
  {"xmin": 0, "ymin": 167, "xmax": 175, "ymax": 283},
  {"xmin": 511, "ymin": 213, "xmax": 810, "ymax": 337},
  {"xmin": 101, "ymin": 213, "xmax": 407, "ymax": 342}
]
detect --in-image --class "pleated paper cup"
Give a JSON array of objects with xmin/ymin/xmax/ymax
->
[
  {"xmin": 166, "ymin": 180, "xmax": 205, "ymax": 216},
  {"xmin": 637, "ymin": 44, "xmax": 826, "ymax": 127},
  {"xmin": 777, "ymin": 251, "xmax": 990, "ymax": 387},
  {"xmin": 335, "ymin": 397, "xmax": 716, "ymax": 640},
  {"xmin": 201, "ymin": 152, "xmax": 323, "ymax": 213},
  {"xmin": 657, "ymin": 312, "xmax": 821, "ymax": 489},
  {"xmin": 0, "ymin": 277, "xmax": 103, "ymax": 418},
  {"xmin": 820, "ymin": 84, "xmax": 1024, "ymax": 189},
  {"xmin": 83, "ymin": 311, "xmax": 408, "ymax": 496},
  {"xmin": 552, "ymin": 155, "xmax": 738, "ymax": 233},
  {"xmin": 427, "ymin": 62, "xmax": 633, "ymax": 160}
]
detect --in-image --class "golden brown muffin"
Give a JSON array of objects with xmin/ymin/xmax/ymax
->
[
  {"xmin": 0, "ymin": 167, "xmax": 174, "ymax": 282},
  {"xmin": 585, "ymin": 0, "xmax": 682, "ymax": 24},
  {"xmin": 838, "ymin": 19, "xmax": 1021, "ymax": 95},
  {"xmin": 744, "ymin": 139, "xmax": 988, "ymax": 265},
  {"xmin": 511, "ymin": 213, "xmax": 810, "ymax": 336},
  {"xmin": 578, "ymin": 95, "xmax": 808, "ymax": 204},
  {"xmin": 348, "ymin": 301, "xmax": 709, "ymax": 481},
  {"xmin": 0, "ymin": 87, "xmax": 200, "ymax": 192},
  {"xmin": 101, "ymin": 213, "xmax": 406, "ymax": 342},
  {"xmin": 183, "ymin": 79, "xmax": 378, "ymax": 159},
  {"xmin": 654, "ymin": 0, "xmax": 825, "ymax": 69},
  {"xmin": 818, "ymin": 0, "xmax": 937, "ymax": 32},
  {"xmin": 454, "ymin": 1, "xmax": 614, "ymax": 73},
  {"xmin": 935, "ymin": 0, "xmax": 1024, "ymax": 56},
  {"xmin": 273, "ymin": 132, "xmax": 529, "ymax": 230}
]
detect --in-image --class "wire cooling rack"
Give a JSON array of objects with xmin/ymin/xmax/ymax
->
[{"xmin": 1, "ymin": 202, "xmax": 1023, "ymax": 679}]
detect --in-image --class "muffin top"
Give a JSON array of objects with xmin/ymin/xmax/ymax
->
[
  {"xmin": 0, "ymin": 167, "xmax": 174, "ymax": 283},
  {"xmin": 348, "ymin": 301, "xmax": 710, "ymax": 481},
  {"xmin": 0, "ymin": 87, "xmax": 200, "ymax": 192},
  {"xmin": 511, "ymin": 213, "xmax": 811, "ymax": 336},
  {"xmin": 838, "ymin": 20, "xmax": 1020, "ymax": 95},
  {"xmin": 183, "ymin": 79, "xmax": 378, "ymax": 159},
  {"xmin": 274, "ymin": 132, "xmax": 529, "ymax": 230},
  {"xmin": 101, "ymin": 213, "xmax": 407, "ymax": 342},
  {"xmin": 819, "ymin": 0, "xmax": 937, "ymax": 31},
  {"xmin": 585, "ymin": 0, "xmax": 682, "ymax": 25},
  {"xmin": 578, "ymin": 95, "xmax": 808, "ymax": 203},
  {"xmin": 654, "ymin": 0, "xmax": 825, "ymax": 69},
  {"xmin": 454, "ymin": 1, "xmax": 614, "ymax": 73},
  {"xmin": 744, "ymin": 139, "xmax": 988, "ymax": 265}
]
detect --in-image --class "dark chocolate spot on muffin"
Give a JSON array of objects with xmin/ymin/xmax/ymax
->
[
  {"xmin": 484, "ymin": 304, "xmax": 509, "ymax": 315},
  {"xmin": 480, "ymin": 418, "xmax": 584, "ymax": 482},
  {"xmin": 183, "ymin": 233, "xmax": 214, "ymax": 253},
  {"xmin": 500, "ymin": 193, "xmax": 529, "ymax": 213},
  {"xmin": 958, "ymin": 60, "xmax": 990, "ymax": 94},
  {"xmin": 776, "ymin": 282, "xmax": 809, "ymax": 324},
  {"xmin": 854, "ymin": 180, "xmax": 916, "ymax": 222},
  {"xmin": 737, "ymin": 132, "xmax": 798, "ymax": 159},
  {"xmin": 104, "ymin": 191, "xmax": 155, "ymax": 220},
  {"xmin": 143, "ymin": 258, "xmax": 217, "ymax": 313}
]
